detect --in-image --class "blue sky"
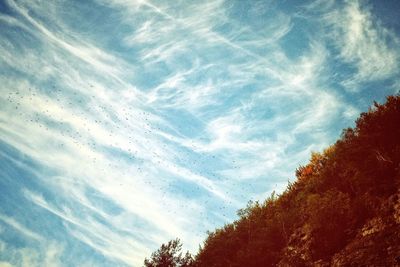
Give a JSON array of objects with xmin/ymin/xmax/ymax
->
[{"xmin": 0, "ymin": 0, "xmax": 399, "ymax": 266}]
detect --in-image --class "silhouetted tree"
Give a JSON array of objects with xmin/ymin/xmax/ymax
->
[{"xmin": 144, "ymin": 239, "xmax": 194, "ymax": 267}]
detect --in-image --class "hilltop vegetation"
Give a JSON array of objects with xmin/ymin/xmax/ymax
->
[{"xmin": 144, "ymin": 95, "xmax": 400, "ymax": 267}]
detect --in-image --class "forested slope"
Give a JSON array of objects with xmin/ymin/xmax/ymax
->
[{"xmin": 145, "ymin": 95, "xmax": 400, "ymax": 267}]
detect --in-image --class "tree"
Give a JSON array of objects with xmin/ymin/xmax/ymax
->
[
  {"xmin": 144, "ymin": 239, "xmax": 194, "ymax": 267},
  {"xmin": 143, "ymin": 95, "xmax": 400, "ymax": 267}
]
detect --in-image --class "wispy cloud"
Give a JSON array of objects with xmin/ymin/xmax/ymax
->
[
  {"xmin": 0, "ymin": 214, "xmax": 43, "ymax": 242},
  {"xmin": 323, "ymin": 0, "xmax": 399, "ymax": 89},
  {"xmin": 1, "ymin": 0, "xmax": 399, "ymax": 266},
  {"xmin": 0, "ymin": 214, "xmax": 64, "ymax": 267}
]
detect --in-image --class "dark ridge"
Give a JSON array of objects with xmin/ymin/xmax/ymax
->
[{"xmin": 144, "ymin": 95, "xmax": 400, "ymax": 267}]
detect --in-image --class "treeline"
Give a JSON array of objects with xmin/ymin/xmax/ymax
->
[{"xmin": 144, "ymin": 95, "xmax": 400, "ymax": 267}]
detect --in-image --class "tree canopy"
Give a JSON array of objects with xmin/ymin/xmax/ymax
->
[
  {"xmin": 144, "ymin": 239, "xmax": 194, "ymax": 267},
  {"xmin": 144, "ymin": 95, "xmax": 400, "ymax": 267}
]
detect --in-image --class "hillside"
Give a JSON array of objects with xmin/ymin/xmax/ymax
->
[{"xmin": 144, "ymin": 95, "xmax": 400, "ymax": 267}]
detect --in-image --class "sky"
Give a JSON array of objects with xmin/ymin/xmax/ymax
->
[{"xmin": 0, "ymin": 0, "xmax": 399, "ymax": 266}]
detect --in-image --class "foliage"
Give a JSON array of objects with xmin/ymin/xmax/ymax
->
[
  {"xmin": 144, "ymin": 95, "xmax": 400, "ymax": 266},
  {"xmin": 144, "ymin": 239, "xmax": 194, "ymax": 267}
]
